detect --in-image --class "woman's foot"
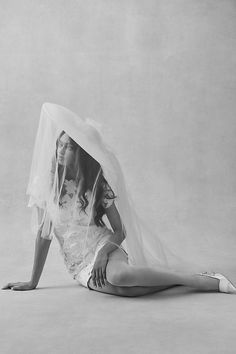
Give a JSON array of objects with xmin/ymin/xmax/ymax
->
[{"xmin": 197, "ymin": 272, "xmax": 236, "ymax": 294}]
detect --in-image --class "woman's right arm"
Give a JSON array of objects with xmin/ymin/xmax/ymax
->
[
  {"xmin": 2, "ymin": 217, "xmax": 52, "ymax": 291},
  {"xmin": 29, "ymin": 227, "xmax": 52, "ymax": 288}
]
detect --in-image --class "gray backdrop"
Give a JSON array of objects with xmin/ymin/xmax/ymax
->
[{"xmin": 1, "ymin": 0, "xmax": 236, "ymax": 280}]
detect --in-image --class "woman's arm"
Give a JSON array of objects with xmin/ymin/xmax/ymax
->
[
  {"xmin": 30, "ymin": 207, "xmax": 53, "ymax": 287},
  {"xmin": 30, "ymin": 227, "xmax": 52, "ymax": 287},
  {"xmin": 2, "ymin": 212, "xmax": 52, "ymax": 291},
  {"xmin": 91, "ymin": 202, "xmax": 125, "ymax": 288},
  {"xmin": 97, "ymin": 202, "xmax": 125, "ymax": 257}
]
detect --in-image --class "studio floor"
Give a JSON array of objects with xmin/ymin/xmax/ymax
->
[
  {"xmin": 1, "ymin": 0, "xmax": 236, "ymax": 352},
  {"xmin": 1, "ymin": 255, "xmax": 236, "ymax": 354}
]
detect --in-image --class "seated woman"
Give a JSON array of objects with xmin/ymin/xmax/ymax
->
[{"xmin": 2, "ymin": 103, "xmax": 236, "ymax": 296}]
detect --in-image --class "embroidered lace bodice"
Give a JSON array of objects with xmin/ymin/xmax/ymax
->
[
  {"xmin": 46, "ymin": 178, "xmax": 116, "ymax": 276},
  {"xmin": 47, "ymin": 178, "xmax": 115, "ymax": 243},
  {"xmin": 54, "ymin": 179, "xmax": 96, "ymax": 227},
  {"xmin": 52, "ymin": 178, "xmax": 113, "ymax": 221}
]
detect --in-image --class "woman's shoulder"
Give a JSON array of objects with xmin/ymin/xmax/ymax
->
[{"xmin": 101, "ymin": 178, "xmax": 116, "ymax": 209}]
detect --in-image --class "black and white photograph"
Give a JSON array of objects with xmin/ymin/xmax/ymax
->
[{"xmin": 1, "ymin": 1, "xmax": 236, "ymax": 353}]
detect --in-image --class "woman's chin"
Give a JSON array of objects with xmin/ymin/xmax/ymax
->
[{"xmin": 58, "ymin": 160, "xmax": 65, "ymax": 166}]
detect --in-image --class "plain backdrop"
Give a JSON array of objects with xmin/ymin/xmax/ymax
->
[
  {"xmin": 1, "ymin": 2, "xmax": 236, "ymax": 354},
  {"xmin": 1, "ymin": 0, "xmax": 236, "ymax": 282}
]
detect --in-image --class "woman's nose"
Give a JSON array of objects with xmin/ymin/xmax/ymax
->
[{"xmin": 59, "ymin": 145, "xmax": 66, "ymax": 154}]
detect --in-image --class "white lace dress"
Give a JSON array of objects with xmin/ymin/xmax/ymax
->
[{"xmin": 48, "ymin": 179, "xmax": 123, "ymax": 287}]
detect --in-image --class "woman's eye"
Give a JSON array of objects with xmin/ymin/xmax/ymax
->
[{"xmin": 58, "ymin": 140, "xmax": 73, "ymax": 151}]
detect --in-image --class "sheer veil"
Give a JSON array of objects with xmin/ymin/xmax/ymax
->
[{"xmin": 26, "ymin": 103, "xmax": 205, "ymax": 273}]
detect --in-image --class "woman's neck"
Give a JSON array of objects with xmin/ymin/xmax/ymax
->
[{"xmin": 58, "ymin": 164, "xmax": 75, "ymax": 181}]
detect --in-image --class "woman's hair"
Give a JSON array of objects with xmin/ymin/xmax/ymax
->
[{"xmin": 50, "ymin": 130, "xmax": 116, "ymax": 227}]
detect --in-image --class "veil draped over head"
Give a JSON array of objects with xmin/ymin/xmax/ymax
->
[{"xmin": 26, "ymin": 103, "xmax": 203, "ymax": 273}]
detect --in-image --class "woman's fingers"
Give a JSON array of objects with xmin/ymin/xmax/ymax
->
[
  {"xmin": 2, "ymin": 282, "xmax": 18, "ymax": 289},
  {"xmin": 96, "ymin": 269, "xmax": 102, "ymax": 288},
  {"xmin": 102, "ymin": 267, "xmax": 107, "ymax": 285},
  {"xmin": 12, "ymin": 286, "xmax": 24, "ymax": 291},
  {"xmin": 98, "ymin": 269, "xmax": 103, "ymax": 287},
  {"xmin": 91, "ymin": 270, "xmax": 96, "ymax": 287},
  {"xmin": 2, "ymin": 284, "xmax": 9, "ymax": 289},
  {"xmin": 99, "ymin": 269, "xmax": 105, "ymax": 286},
  {"xmin": 91, "ymin": 268, "xmax": 103, "ymax": 288},
  {"xmin": 2, "ymin": 282, "xmax": 35, "ymax": 291},
  {"xmin": 2, "ymin": 284, "xmax": 10, "ymax": 289}
]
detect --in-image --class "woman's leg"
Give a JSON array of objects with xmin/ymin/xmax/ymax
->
[
  {"xmin": 107, "ymin": 263, "xmax": 219, "ymax": 291},
  {"xmin": 88, "ymin": 248, "xmax": 219, "ymax": 297},
  {"xmin": 105, "ymin": 249, "xmax": 219, "ymax": 291},
  {"xmin": 87, "ymin": 277, "xmax": 177, "ymax": 297},
  {"xmin": 87, "ymin": 248, "xmax": 177, "ymax": 296}
]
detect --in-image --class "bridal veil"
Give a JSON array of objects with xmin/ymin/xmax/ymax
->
[{"xmin": 26, "ymin": 103, "xmax": 202, "ymax": 273}]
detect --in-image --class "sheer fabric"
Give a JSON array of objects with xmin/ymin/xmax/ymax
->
[{"xmin": 26, "ymin": 103, "xmax": 203, "ymax": 273}]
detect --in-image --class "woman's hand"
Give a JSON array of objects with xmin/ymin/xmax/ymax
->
[
  {"xmin": 91, "ymin": 251, "xmax": 109, "ymax": 288},
  {"xmin": 1, "ymin": 281, "xmax": 37, "ymax": 291}
]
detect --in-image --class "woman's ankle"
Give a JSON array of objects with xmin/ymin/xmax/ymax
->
[{"xmin": 194, "ymin": 274, "xmax": 219, "ymax": 291}]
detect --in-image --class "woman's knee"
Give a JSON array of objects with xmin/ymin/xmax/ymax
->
[
  {"xmin": 106, "ymin": 267, "xmax": 131, "ymax": 287},
  {"xmin": 87, "ymin": 277, "xmax": 134, "ymax": 297},
  {"xmin": 105, "ymin": 252, "xmax": 131, "ymax": 287}
]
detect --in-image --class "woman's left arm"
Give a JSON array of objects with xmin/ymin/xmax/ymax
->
[
  {"xmin": 98, "ymin": 202, "xmax": 125, "ymax": 256},
  {"xmin": 91, "ymin": 202, "xmax": 125, "ymax": 288}
]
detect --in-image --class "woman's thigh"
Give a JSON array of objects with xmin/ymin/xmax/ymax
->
[
  {"xmin": 87, "ymin": 248, "xmax": 175, "ymax": 296},
  {"xmin": 87, "ymin": 247, "xmax": 129, "ymax": 296}
]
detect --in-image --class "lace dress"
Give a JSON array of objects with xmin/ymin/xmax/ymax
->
[{"xmin": 48, "ymin": 179, "xmax": 119, "ymax": 284}]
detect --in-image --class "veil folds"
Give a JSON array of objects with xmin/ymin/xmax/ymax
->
[{"xmin": 26, "ymin": 103, "xmax": 203, "ymax": 273}]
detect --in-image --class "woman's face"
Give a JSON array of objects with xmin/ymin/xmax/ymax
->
[{"xmin": 57, "ymin": 133, "xmax": 76, "ymax": 167}]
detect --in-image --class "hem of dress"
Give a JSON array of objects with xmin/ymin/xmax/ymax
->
[
  {"xmin": 86, "ymin": 275, "xmax": 94, "ymax": 291},
  {"xmin": 66, "ymin": 240, "xmax": 129, "ymax": 289}
]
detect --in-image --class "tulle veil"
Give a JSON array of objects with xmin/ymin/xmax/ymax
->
[{"xmin": 26, "ymin": 102, "xmax": 204, "ymax": 273}]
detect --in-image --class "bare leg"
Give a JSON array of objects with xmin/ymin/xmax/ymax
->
[
  {"xmin": 87, "ymin": 248, "xmax": 180, "ymax": 296},
  {"xmin": 103, "ymin": 248, "xmax": 219, "ymax": 291},
  {"xmin": 106, "ymin": 264, "xmax": 219, "ymax": 291},
  {"xmin": 87, "ymin": 248, "xmax": 219, "ymax": 297},
  {"xmin": 87, "ymin": 278, "xmax": 179, "ymax": 297}
]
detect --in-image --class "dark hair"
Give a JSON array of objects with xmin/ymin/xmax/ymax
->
[{"xmin": 51, "ymin": 130, "xmax": 116, "ymax": 227}]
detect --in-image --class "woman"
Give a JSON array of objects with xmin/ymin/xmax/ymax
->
[{"xmin": 2, "ymin": 103, "xmax": 236, "ymax": 296}]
